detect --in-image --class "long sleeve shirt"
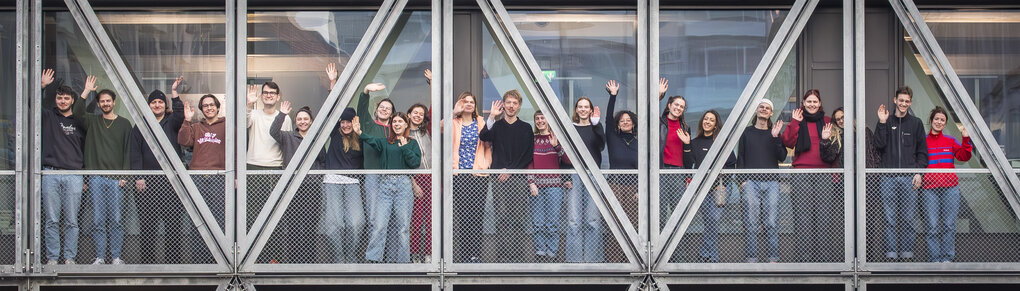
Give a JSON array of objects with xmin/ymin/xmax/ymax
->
[
  {"xmin": 357, "ymin": 92, "xmax": 390, "ymax": 169},
  {"xmin": 923, "ymin": 132, "xmax": 972, "ymax": 189},
  {"xmin": 130, "ymin": 97, "xmax": 185, "ymax": 170},
  {"xmin": 605, "ymin": 93, "xmax": 637, "ymax": 169},
  {"xmin": 73, "ymin": 97, "xmax": 131, "ymax": 170},
  {"xmin": 527, "ymin": 134, "xmax": 570, "ymax": 187},
  {"xmin": 247, "ymin": 108, "xmax": 291, "ymax": 168},
  {"xmin": 323, "ymin": 120, "xmax": 364, "ymax": 171},
  {"xmin": 479, "ymin": 118, "xmax": 534, "ymax": 169},
  {"xmin": 737, "ymin": 126, "xmax": 786, "ymax": 169},
  {"xmin": 360, "ymin": 133, "xmax": 421, "ymax": 170},
  {"xmin": 874, "ymin": 112, "xmax": 928, "ymax": 169},
  {"xmin": 781, "ymin": 117, "xmax": 832, "ymax": 169},
  {"xmin": 177, "ymin": 118, "xmax": 226, "ymax": 170},
  {"xmin": 41, "ymin": 107, "xmax": 85, "ymax": 170}
]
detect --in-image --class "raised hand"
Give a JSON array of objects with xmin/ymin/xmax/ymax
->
[
  {"xmin": 592, "ymin": 106, "xmax": 601, "ymax": 120},
  {"xmin": 606, "ymin": 80, "xmax": 620, "ymax": 95},
  {"xmin": 822, "ymin": 123, "xmax": 833, "ymax": 140},
  {"xmin": 364, "ymin": 83, "xmax": 386, "ymax": 93},
  {"xmin": 171, "ymin": 75, "xmax": 184, "ymax": 92},
  {"xmin": 246, "ymin": 84, "xmax": 259, "ymax": 106},
  {"xmin": 549, "ymin": 130, "xmax": 558, "ymax": 147},
  {"xmin": 352, "ymin": 116, "xmax": 362, "ymax": 134},
  {"xmin": 41, "ymin": 69, "xmax": 55, "ymax": 88},
  {"xmin": 453, "ymin": 99, "xmax": 465, "ymax": 116},
  {"xmin": 82, "ymin": 75, "xmax": 98, "ymax": 99},
  {"xmin": 183, "ymin": 101, "xmax": 195, "ymax": 121},
  {"xmin": 424, "ymin": 69, "xmax": 432, "ymax": 84},
  {"xmin": 677, "ymin": 128, "xmax": 691, "ymax": 144},
  {"xmin": 791, "ymin": 108, "xmax": 804, "ymax": 122},
  {"xmin": 326, "ymin": 63, "xmax": 339, "ymax": 82},
  {"xmin": 397, "ymin": 136, "xmax": 408, "ymax": 146},
  {"xmin": 488, "ymin": 100, "xmax": 504, "ymax": 119},
  {"xmin": 772, "ymin": 120, "xmax": 784, "ymax": 137},
  {"xmin": 658, "ymin": 78, "xmax": 669, "ymax": 99},
  {"xmin": 280, "ymin": 100, "xmax": 292, "ymax": 115},
  {"xmin": 877, "ymin": 104, "xmax": 889, "ymax": 123},
  {"xmin": 958, "ymin": 123, "xmax": 969, "ymax": 137}
]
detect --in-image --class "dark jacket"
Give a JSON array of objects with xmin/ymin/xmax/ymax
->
[
  {"xmin": 605, "ymin": 93, "xmax": 638, "ymax": 169},
  {"xmin": 687, "ymin": 135, "xmax": 737, "ymax": 169},
  {"xmin": 873, "ymin": 111, "xmax": 928, "ymax": 169},
  {"xmin": 129, "ymin": 96, "xmax": 185, "ymax": 170},
  {"xmin": 41, "ymin": 107, "xmax": 85, "ymax": 170},
  {"xmin": 324, "ymin": 120, "xmax": 364, "ymax": 170},
  {"xmin": 269, "ymin": 112, "xmax": 323, "ymax": 169}
]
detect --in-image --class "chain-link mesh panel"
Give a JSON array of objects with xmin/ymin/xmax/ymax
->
[
  {"xmin": 669, "ymin": 172, "xmax": 845, "ymax": 263},
  {"xmin": 39, "ymin": 174, "xmax": 216, "ymax": 265},
  {"xmin": 452, "ymin": 173, "xmax": 627, "ymax": 264},
  {"xmin": 606, "ymin": 173, "xmax": 639, "ymax": 231},
  {"xmin": 257, "ymin": 173, "xmax": 434, "ymax": 264},
  {"xmin": 866, "ymin": 172, "xmax": 1020, "ymax": 262},
  {"xmin": 247, "ymin": 173, "xmax": 282, "ymax": 230},
  {"xmin": 659, "ymin": 173, "xmax": 693, "ymax": 232},
  {"xmin": 0, "ymin": 175, "xmax": 14, "ymax": 265}
]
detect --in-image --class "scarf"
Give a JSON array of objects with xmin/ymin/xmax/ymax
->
[{"xmin": 795, "ymin": 108, "xmax": 825, "ymax": 153}]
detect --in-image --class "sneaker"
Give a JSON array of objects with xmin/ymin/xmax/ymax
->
[
  {"xmin": 64, "ymin": 259, "xmax": 76, "ymax": 265},
  {"xmin": 46, "ymin": 259, "xmax": 58, "ymax": 266},
  {"xmin": 91, "ymin": 258, "xmax": 104, "ymax": 265},
  {"xmin": 111, "ymin": 258, "xmax": 125, "ymax": 265}
]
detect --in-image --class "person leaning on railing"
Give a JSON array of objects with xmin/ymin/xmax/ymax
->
[
  {"xmin": 780, "ymin": 89, "xmax": 834, "ymax": 262},
  {"xmin": 921, "ymin": 106, "xmax": 972, "ymax": 263}
]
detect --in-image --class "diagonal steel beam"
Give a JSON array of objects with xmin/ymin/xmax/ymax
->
[
  {"xmin": 239, "ymin": 0, "xmax": 409, "ymax": 268},
  {"xmin": 653, "ymin": 0, "xmax": 821, "ymax": 268},
  {"xmin": 888, "ymin": 0, "xmax": 1020, "ymax": 226},
  {"xmin": 476, "ymin": 0, "xmax": 643, "ymax": 269},
  {"xmin": 62, "ymin": 0, "xmax": 231, "ymax": 267}
]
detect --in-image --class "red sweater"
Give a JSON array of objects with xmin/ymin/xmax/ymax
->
[
  {"xmin": 781, "ymin": 117, "xmax": 832, "ymax": 169},
  {"xmin": 527, "ymin": 134, "xmax": 570, "ymax": 187},
  {"xmin": 923, "ymin": 131, "xmax": 972, "ymax": 189}
]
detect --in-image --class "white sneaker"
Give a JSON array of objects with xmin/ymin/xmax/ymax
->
[
  {"xmin": 91, "ymin": 258, "xmax": 104, "ymax": 265},
  {"xmin": 111, "ymin": 258, "xmax": 125, "ymax": 265},
  {"xmin": 46, "ymin": 259, "xmax": 57, "ymax": 266},
  {"xmin": 64, "ymin": 259, "xmax": 76, "ymax": 265}
]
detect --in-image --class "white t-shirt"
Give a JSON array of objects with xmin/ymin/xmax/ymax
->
[{"xmin": 247, "ymin": 109, "xmax": 292, "ymax": 167}]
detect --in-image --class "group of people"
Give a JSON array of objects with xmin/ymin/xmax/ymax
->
[{"xmin": 39, "ymin": 63, "xmax": 973, "ymax": 266}]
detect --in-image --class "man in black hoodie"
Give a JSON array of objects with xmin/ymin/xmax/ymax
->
[
  {"xmin": 128, "ymin": 77, "xmax": 185, "ymax": 263},
  {"xmin": 873, "ymin": 86, "xmax": 928, "ymax": 260},
  {"xmin": 40, "ymin": 69, "xmax": 86, "ymax": 265}
]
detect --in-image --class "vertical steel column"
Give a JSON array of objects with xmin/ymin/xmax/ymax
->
[
  {"xmin": 234, "ymin": 0, "xmax": 249, "ymax": 251},
  {"xmin": 225, "ymin": 0, "xmax": 241, "ymax": 266},
  {"xmin": 889, "ymin": 0, "xmax": 1020, "ymax": 220},
  {"xmin": 853, "ymin": 0, "xmax": 868, "ymax": 268},
  {"xmin": 440, "ymin": 0, "xmax": 455, "ymax": 275},
  {"xmin": 28, "ymin": 0, "xmax": 42, "ymax": 273},
  {"xmin": 842, "ymin": 0, "xmax": 862, "ymax": 268},
  {"xmin": 475, "ymin": 0, "xmax": 643, "ymax": 268},
  {"xmin": 637, "ymin": 0, "xmax": 651, "ymax": 268},
  {"xmin": 14, "ymin": 0, "xmax": 29, "ymax": 273},
  {"xmin": 61, "ymin": 0, "xmax": 231, "ymax": 267},
  {"xmin": 239, "ymin": 0, "xmax": 410, "ymax": 268},
  {"xmin": 647, "ymin": 0, "xmax": 661, "ymax": 259},
  {"xmin": 653, "ymin": 0, "xmax": 821, "ymax": 268},
  {"xmin": 430, "ymin": 0, "xmax": 445, "ymax": 271}
]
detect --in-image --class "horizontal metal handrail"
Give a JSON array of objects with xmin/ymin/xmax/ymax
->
[{"xmin": 864, "ymin": 168, "xmax": 992, "ymax": 174}]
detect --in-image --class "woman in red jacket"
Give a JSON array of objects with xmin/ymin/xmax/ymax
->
[
  {"xmin": 921, "ymin": 106, "xmax": 972, "ymax": 262},
  {"xmin": 781, "ymin": 89, "xmax": 834, "ymax": 261}
]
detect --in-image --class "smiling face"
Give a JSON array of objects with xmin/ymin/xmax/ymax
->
[
  {"xmin": 200, "ymin": 97, "xmax": 219, "ymax": 120},
  {"xmin": 340, "ymin": 120, "xmax": 353, "ymax": 134},
  {"xmin": 834, "ymin": 110, "xmax": 845, "ymax": 128},
  {"xmin": 701, "ymin": 112, "xmax": 718, "ymax": 136},
  {"xmin": 261, "ymin": 85, "xmax": 279, "ymax": 107},
  {"xmin": 503, "ymin": 96, "xmax": 521, "ymax": 118},
  {"xmin": 390, "ymin": 115, "xmax": 408, "ymax": 136},
  {"xmin": 931, "ymin": 112, "xmax": 947, "ymax": 133},
  {"xmin": 534, "ymin": 113, "xmax": 548, "ymax": 133},
  {"xmin": 575, "ymin": 99, "xmax": 591, "ymax": 120},
  {"xmin": 98, "ymin": 93, "xmax": 116, "ymax": 115},
  {"xmin": 803, "ymin": 94, "xmax": 821, "ymax": 114},
  {"xmin": 894, "ymin": 93, "xmax": 912, "ymax": 116},
  {"xmin": 459, "ymin": 95, "xmax": 476, "ymax": 114},
  {"xmin": 756, "ymin": 102, "xmax": 774, "ymax": 120},
  {"xmin": 409, "ymin": 106, "xmax": 426, "ymax": 127},
  {"xmin": 668, "ymin": 97, "xmax": 686, "ymax": 120},
  {"xmin": 618, "ymin": 113, "xmax": 634, "ymax": 133},
  {"xmin": 149, "ymin": 99, "xmax": 166, "ymax": 118},
  {"xmin": 55, "ymin": 94, "xmax": 74, "ymax": 113},
  {"xmin": 376, "ymin": 100, "xmax": 393, "ymax": 121},
  {"xmin": 296, "ymin": 111, "xmax": 312, "ymax": 133}
]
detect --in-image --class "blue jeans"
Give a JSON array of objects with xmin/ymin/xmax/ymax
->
[
  {"xmin": 365, "ymin": 175, "xmax": 413, "ymax": 263},
  {"xmin": 921, "ymin": 186, "xmax": 961, "ymax": 262},
  {"xmin": 322, "ymin": 183, "xmax": 365, "ymax": 263},
  {"xmin": 699, "ymin": 194, "xmax": 723, "ymax": 262},
  {"xmin": 566, "ymin": 174, "xmax": 604, "ymax": 262},
  {"xmin": 42, "ymin": 173, "xmax": 84, "ymax": 261},
  {"xmin": 530, "ymin": 186, "xmax": 564, "ymax": 257},
  {"xmin": 880, "ymin": 175, "xmax": 918, "ymax": 257},
  {"xmin": 90, "ymin": 176, "xmax": 125, "ymax": 259},
  {"xmin": 364, "ymin": 174, "xmax": 379, "ymax": 229},
  {"xmin": 742, "ymin": 180, "xmax": 780, "ymax": 262}
]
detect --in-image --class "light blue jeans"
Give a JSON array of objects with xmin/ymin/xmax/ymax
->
[
  {"xmin": 921, "ymin": 186, "xmax": 961, "ymax": 262},
  {"xmin": 322, "ymin": 183, "xmax": 365, "ymax": 263},
  {"xmin": 566, "ymin": 174, "xmax": 604, "ymax": 263},
  {"xmin": 880, "ymin": 175, "xmax": 918, "ymax": 258},
  {"xmin": 90, "ymin": 176, "xmax": 125, "ymax": 260},
  {"xmin": 530, "ymin": 186, "xmax": 564, "ymax": 257},
  {"xmin": 743, "ymin": 180, "xmax": 780, "ymax": 262},
  {"xmin": 699, "ymin": 193, "xmax": 723, "ymax": 262},
  {"xmin": 42, "ymin": 173, "xmax": 84, "ymax": 261},
  {"xmin": 365, "ymin": 175, "xmax": 413, "ymax": 263}
]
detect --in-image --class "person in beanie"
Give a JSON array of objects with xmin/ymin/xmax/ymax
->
[
  {"xmin": 320, "ymin": 107, "xmax": 365, "ymax": 263},
  {"xmin": 128, "ymin": 77, "xmax": 185, "ymax": 263}
]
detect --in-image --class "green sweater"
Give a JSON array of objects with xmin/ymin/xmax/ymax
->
[
  {"xmin": 360, "ymin": 133, "xmax": 421, "ymax": 170},
  {"xmin": 73, "ymin": 98, "xmax": 132, "ymax": 170},
  {"xmin": 357, "ymin": 92, "xmax": 390, "ymax": 169}
]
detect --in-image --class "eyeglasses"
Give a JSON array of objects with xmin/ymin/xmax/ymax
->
[{"xmin": 262, "ymin": 91, "xmax": 279, "ymax": 96}]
